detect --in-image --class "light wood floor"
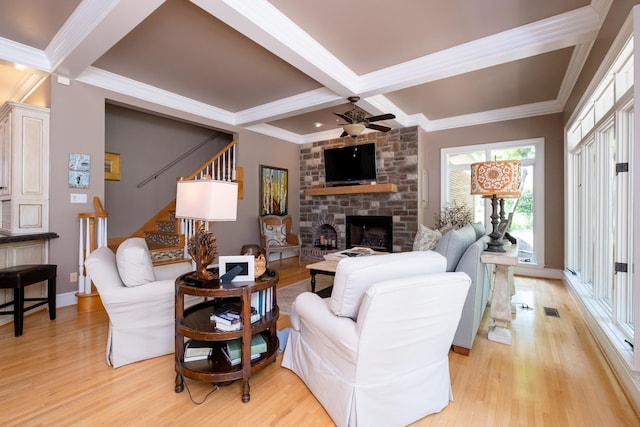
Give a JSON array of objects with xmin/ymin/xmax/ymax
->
[{"xmin": 0, "ymin": 258, "xmax": 638, "ymax": 426}]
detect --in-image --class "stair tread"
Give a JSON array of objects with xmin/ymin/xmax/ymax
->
[
  {"xmin": 145, "ymin": 230, "xmax": 179, "ymax": 236},
  {"xmin": 147, "ymin": 242, "xmax": 181, "ymax": 251},
  {"xmin": 153, "ymin": 258, "xmax": 192, "ymax": 267}
]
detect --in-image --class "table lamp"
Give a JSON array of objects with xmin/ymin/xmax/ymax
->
[
  {"xmin": 470, "ymin": 160, "xmax": 521, "ymax": 252},
  {"xmin": 175, "ymin": 179, "xmax": 238, "ymax": 282}
]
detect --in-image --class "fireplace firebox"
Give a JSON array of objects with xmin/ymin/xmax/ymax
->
[{"xmin": 346, "ymin": 215, "xmax": 392, "ymax": 253}]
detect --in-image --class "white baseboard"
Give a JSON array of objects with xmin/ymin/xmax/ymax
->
[
  {"xmin": 56, "ymin": 291, "xmax": 78, "ymax": 308},
  {"xmin": 513, "ymin": 265, "xmax": 563, "ymax": 279}
]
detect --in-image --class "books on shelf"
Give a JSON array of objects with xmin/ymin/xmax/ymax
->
[
  {"xmin": 221, "ymin": 346, "xmax": 260, "ymax": 366},
  {"xmin": 211, "ymin": 304, "xmax": 261, "ymax": 331},
  {"xmin": 251, "ymin": 288, "xmax": 274, "ymax": 316},
  {"xmin": 225, "ymin": 334, "xmax": 268, "ymax": 361},
  {"xmin": 184, "ymin": 339, "xmax": 213, "ymax": 362}
]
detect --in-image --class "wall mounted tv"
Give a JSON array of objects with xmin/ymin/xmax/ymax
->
[{"xmin": 323, "ymin": 143, "xmax": 377, "ymax": 185}]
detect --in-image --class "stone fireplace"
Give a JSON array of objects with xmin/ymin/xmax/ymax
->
[
  {"xmin": 312, "ymin": 219, "xmax": 339, "ymax": 249},
  {"xmin": 299, "ymin": 127, "xmax": 419, "ymax": 257},
  {"xmin": 300, "ymin": 219, "xmax": 340, "ymax": 261},
  {"xmin": 346, "ymin": 215, "xmax": 392, "ymax": 252}
]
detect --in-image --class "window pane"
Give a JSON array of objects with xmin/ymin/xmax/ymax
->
[
  {"xmin": 444, "ymin": 141, "xmax": 540, "ymax": 265},
  {"xmin": 492, "ymin": 146, "xmax": 536, "ymax": 161},
  {"xmin": 509, "ymin": 165, "xmax": 535, "ymax": 263},
  {"xmin": 490, "ymin": 146, "xmax": 536, "ymax": 263},
  {"xmin": 447, "ymin": 151, "xmax": 484, "ymax": 165}
]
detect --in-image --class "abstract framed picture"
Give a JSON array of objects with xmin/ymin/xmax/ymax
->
[
  {"xmin": 104, "ymin": 152, "xmax": 121, "ymax": 181},
  {"xmin": 259, "ymin": 165, "xmax": 288, "ymax": 216}
]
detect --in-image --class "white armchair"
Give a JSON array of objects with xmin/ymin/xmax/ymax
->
[
  {"xmin": 84, "ymin": 238, "xmax": 199, "ymax": 368},
  {"xmin": 281, "ymin": 251, "xmax": 471, "ymax": 427}
]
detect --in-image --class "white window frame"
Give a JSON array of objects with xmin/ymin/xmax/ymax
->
[
  {"xmin": 564, "ymin": 20, "xmax": 638, "ymax": 379},
  {"xmin": 441, "ymin": 137, "xmax": 545, "ymax": 271}
]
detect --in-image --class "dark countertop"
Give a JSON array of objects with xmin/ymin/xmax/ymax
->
[{"xmin": 0, "ymin": 232, "xmax": 59, "ymax": 244}]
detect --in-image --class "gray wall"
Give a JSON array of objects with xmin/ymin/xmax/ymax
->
[
  {"xmin": 104, "ymin": 104, "xmax": 231, "ymax": 237},
  {"xmin": 49, "ymin": 79, "xmax": 300, "ymax": 297},
  {"xmin": 421, "ymin": 113, "xmax": 565, "ymax": 270}
]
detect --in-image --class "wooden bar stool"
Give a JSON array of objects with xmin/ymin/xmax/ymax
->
[{"xmin": 0, "ymin": 264, "xmax": 57, "ymax": 336}]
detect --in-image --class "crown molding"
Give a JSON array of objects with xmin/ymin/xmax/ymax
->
[
  {"xmin": 244, "ymin": 123, "xmax": 305, "ymax": 144},
  {"xmin": 193, "ymin": 0, "xmax": 359, "ymax": 96},
  {"xmin": 76, "ymin": 66, "xmax": 237, "ymax": 124},
  {"xmin": 8, "ymin": 71, "xmax": 48, "ymax": 104},
  {"xmin": 426, "ymin": 100, "xmax": 563, "ymax": 132},
  {"xmin": 45, "ymin": 0, "xmax": 120, "ymax": 72},
  {"xmin": 357, "ymin": 6, "xmax": 601, "ymax": 95},
  {"xmin": 235, "ymin": 87, "xmax": 343, "ymax": 126},
  {"xmin": 0, "ymin": 37, "xmax": 49, "ymax": 71}
]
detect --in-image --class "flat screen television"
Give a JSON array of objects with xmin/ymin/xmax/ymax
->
[{"xmin": 323, "ymin": 143, "xmax": 377, "ymax": 184}]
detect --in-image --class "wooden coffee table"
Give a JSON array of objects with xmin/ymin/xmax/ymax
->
[
  {"xmin": 306, "ymin": 251, "xmax": 389, "ymax": 295},
  {"xmin": 306, "ymin": 259, "xmax": 339, "ymax": 294}
]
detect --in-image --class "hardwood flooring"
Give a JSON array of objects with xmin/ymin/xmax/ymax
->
[{"xmin": 0, "ymin": 258, "xmax": 638, "ymax": 426}]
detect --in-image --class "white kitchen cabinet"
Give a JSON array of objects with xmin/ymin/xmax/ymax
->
[{"xmin": 0, "ymin": 102, "xmax": 50, "ymax": 234}]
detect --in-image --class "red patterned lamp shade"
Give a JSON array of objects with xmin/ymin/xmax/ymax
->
[{"xmin": 470, "ymin": 160, "xmax": 522, "ymax": 197}]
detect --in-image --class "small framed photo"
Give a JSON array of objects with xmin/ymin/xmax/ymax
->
[
  {"xmin": 104, "ymin": 152, "xmax": 121, "ymax": 181},
  {"xmin": 219, "ymin": 255, "xmax": 255, "ymax": 282}
]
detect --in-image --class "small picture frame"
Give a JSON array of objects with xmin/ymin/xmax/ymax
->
[
  {"xmin": 219, "ymin": 255, "xmax": 255, "ymax": 282},
  {"xmin": 104, "ymin": 152, "xmax": 121, "ymax": 181}
]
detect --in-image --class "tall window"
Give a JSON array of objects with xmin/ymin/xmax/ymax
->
[
  {"xmin": 441, "ymin": 138, "xmax": 543, "ymax": 266},
  {"xmin": 565, "ymin": 34, "xmax": 636, "ymax": 359}
]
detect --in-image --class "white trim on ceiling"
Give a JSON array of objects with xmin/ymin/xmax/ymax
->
[
  {"xmin": 0, "ymin": 0, "xmax": 615, "ymax": 144},
  {"xmin": 235, "ymin": 88, "xmax": 344, "ymax": 126},
  {"xmin": 0, "ymin": 37, "xmax": 49, "ymax": 71},
  {"xmin": 76, "ymin": 66, "xmax": 237, "ymax": 125}
]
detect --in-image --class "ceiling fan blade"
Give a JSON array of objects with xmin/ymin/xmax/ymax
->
[
  {"xmin": 367, "ymin": 123, "xmax": 391, "ymax": 132},
  {"xmin": 333, "ymin": 112, "xmax": 353, "ymax": 123},
  {"xmin": 366, "ymin": 113, "xmax": 395, "ymax": 122}
]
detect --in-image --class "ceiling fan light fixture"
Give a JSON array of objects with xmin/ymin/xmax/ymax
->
[{"xmin": 343, "ymin": 123, "xmax": 365, "ymax": 137}]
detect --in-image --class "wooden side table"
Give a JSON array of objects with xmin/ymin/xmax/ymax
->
[
  {"xmin": 481, "ymin": 244, "xmax": 518, "ymax": 345},
  {"xmin": 175, "ymin": 272, "xmax": 279, "ymax": 402}
]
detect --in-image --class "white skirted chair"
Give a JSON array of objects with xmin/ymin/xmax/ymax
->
[
  {"xmin": 84, "ymin": 238, "xmax": 200, "ymax": 368},
  {"xmin": 281, "ymin": 251, "xmax": 471, "ymax": 427}
]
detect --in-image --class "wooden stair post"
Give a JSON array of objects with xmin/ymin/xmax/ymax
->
[{"xmin": 77, "ymin": 197, "xmax": 108, "ymax": 312}]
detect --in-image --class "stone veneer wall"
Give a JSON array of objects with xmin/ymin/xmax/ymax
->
[{"xmin": 299, "ymin": 126, "xmax": 418, "ymax": 253}]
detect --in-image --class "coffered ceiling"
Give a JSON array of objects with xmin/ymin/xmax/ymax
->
[{"xmin": 0, "ymin": 0, "xmax": 617, "ymax": 143}]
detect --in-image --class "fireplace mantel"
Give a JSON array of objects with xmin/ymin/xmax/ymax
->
[{"xmin": 304, "ymin": 183, "xmax": 397, "ymax": 196}]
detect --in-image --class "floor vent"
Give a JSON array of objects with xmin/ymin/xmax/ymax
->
[{"xmin": 544, "ymin": 307, "xmax": 560, "ymax": 317}]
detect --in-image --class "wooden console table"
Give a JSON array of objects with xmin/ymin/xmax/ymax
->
[
  {"xmin": 174, "ymin": 272, "xmax": 279, "ymax": 402},
  {"xmin": 481, "ymin": 243, "xmax": 518, "ymax": 345}
]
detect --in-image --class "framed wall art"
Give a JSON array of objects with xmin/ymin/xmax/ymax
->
[
  {"xmin": 104, "ymin": 152, "xmax": 121, "ymax": 181},
  {"xmin": 68, "ymin": 153, "xmax": 90, "ymax": 188},
  {"xmin": 259, "ymin": 165, "xmax": 288, "ymax": 216},
  {"xmin": 219, "ymin": 255, "xmax": 255, "ymax": 282}
]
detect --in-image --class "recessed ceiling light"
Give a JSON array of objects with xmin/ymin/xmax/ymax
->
[{"xmin": 313, "ymin": 122, "xmax": 323, "ymax": 128}]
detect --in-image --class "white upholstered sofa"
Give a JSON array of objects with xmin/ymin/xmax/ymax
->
[
  {"xmin": 281, "ymin": 251, "xmax": 471, "ymax": 427},
  {"xmin": 84, "ymin": 238, "xmax": 200, "ymax": 368}
]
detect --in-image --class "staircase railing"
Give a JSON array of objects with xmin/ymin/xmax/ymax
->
[
  {"xmin": 77, "ymin": 197, "xmax": 108, "ymax": 310},
  {"xmin": 178, "ymin": 140, "xmax": 238, "ymax": 258}
]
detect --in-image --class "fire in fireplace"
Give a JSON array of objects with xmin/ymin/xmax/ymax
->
[{"xmin": 346, "ymin": 215, "xmax": 393, "ymax": 253}]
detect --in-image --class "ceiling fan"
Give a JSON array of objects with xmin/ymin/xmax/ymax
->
[{"xmin": 334, "ymin": 96, "xmax": 396, "ymax": 137}]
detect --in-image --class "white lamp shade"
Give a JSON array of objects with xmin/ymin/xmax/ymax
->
[{"xmin": 175, "ymin": 180, "xmax": 238, "ymax": 221}]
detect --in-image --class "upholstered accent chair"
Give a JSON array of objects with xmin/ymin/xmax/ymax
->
[
  {"xmin": 84, "ymin": 238, "xmax": 201, "ymax": 368},
  {"xmin": 258, "ymin": 215, "xmax": 301, "ymax": 266},
  {"xmin": 282, "ymin": 251, "xmax": 471, "ymax": 426}
]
